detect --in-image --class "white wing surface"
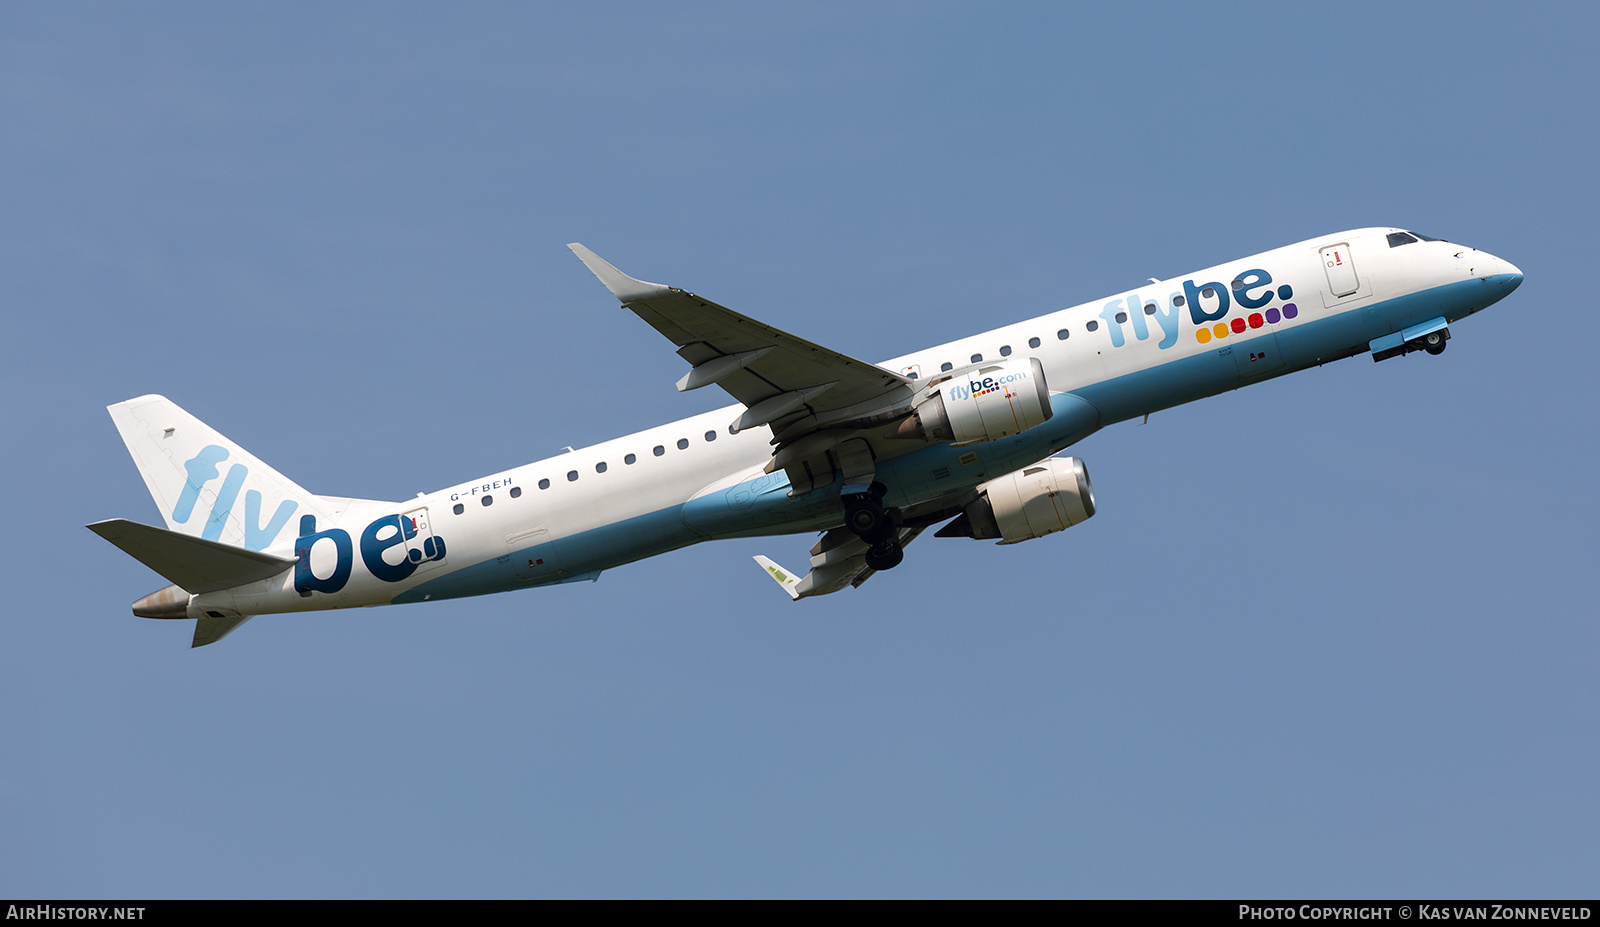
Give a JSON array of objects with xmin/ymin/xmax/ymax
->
[{"xmin": 568, "ymin": 245, "xmax": 915, "ymax": 485}]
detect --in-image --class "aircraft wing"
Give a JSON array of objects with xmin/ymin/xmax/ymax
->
[
  {"xmin": 754, "ymin": 524, "xmax": 926, "ymax": 600},
  {"xmin": 568, "ymin": 245, "xmax": 913, "ymax": 442}
]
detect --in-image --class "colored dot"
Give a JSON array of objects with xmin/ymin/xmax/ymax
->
[
  {"xmin": 1196, "ymin": 328, "xmax": 1211, "ymax": 344},
  {"xmin": 1248, "ymin": 313, "xmax": 1264, "ymax": 329},
  {"xmin": 1277, "ymin": 285, "xmax": 1293, "ymax": 300},
  {"xmin": 1213, "ymin": 322, "xmax": 1229, "ymax": 339},
  {"xmin": 1283, "ymin": 303, "xmax": 1298, "ymax": 319},
  {"xmin": 1231, "ymin": 317, "xmax": 1246, "ymax": 334},
  {"xmin": 1265, "ymin": 307, "xmax": 1281, "ymax": 324}
]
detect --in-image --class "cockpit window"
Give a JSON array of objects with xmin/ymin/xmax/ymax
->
[
  {"xmin": 1387, "ymin": 232, "xmax": 1418, "ymax": 247},
  {"xmin": 1410, "ymin": 231, "xmax": 1445, "ymax": 242}
]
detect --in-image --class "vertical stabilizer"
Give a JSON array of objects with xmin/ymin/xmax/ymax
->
[{"xmin": 107, "ymin": 395, "xmax": 334, "ymax": 553}]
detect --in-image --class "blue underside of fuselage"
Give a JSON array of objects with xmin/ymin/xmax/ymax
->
[{"xmin": 391, "ymin": 274, "xmax": 1518, "ymax": 605}]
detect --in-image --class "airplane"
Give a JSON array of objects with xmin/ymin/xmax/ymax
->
[{"xmin": 89, "ymin": 229, "xmax": 1523, "ymax": 647}]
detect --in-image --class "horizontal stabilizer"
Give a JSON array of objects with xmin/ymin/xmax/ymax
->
[
  {"xmin": 87, "ymin": 519, "xmax": 295, "ymax": 594},
  {"xmin": 193, "ymin": 614, "xmax": 253, "ymax": 648}
]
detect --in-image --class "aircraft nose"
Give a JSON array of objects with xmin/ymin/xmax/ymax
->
[
  {"xmin": 1460, "ymin": 248, "xmax": 1522, "ymax": 292},
  {"xmin": 1486, "ymin": 253, "xmax": 1523, "ymax": 292}
]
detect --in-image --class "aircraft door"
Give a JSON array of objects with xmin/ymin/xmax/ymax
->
[
  {"xmin": 400, "ymin": 506, "xmax": 445, "ymax": 567},
  {"xmin": 1320, "ymin": 243, "xmax": 1359, "ymax": 297},
  {"xmin": 363, "ymin": 506, "xmax": 448, "ymax": 582}
]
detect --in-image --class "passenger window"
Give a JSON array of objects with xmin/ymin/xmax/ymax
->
[
  {"xmin": 567, "ymin": 470, "xmax": 578, "ymax": 482},
  {"xmin": 728, "ymin": 424, "xmax": 739, "ymax": 434},
  {"xmin": 1144, "ymin": 303, "xmax": 1157, "ymax": 315},
  {"xmin": 1086, "ymin": 320, "xmax": 1099, "ymax": 332},
  {"xmin": 970, "ymin": 354, "xmax": 982, "ymax": 363},
  {"xmin": 1056, "ymin": 329, "xmax": 1069, "ymax": 340},
  {"xmin": 1114, "ymin": 312, "xmax": 1127, "ymax": 323},
  {"xmin": 539, "ymin": 478, "xmax": 550, "ymax": 490},
  {"xmin": 510, "ymin": 486, "xmax": 522, "ymax": 498},
  {"xmin": 999, "ymin": 345, "xmax": 1012, "ymax": 356},
  {"xmin": 677, "ymin": 438, "xmax": 689, "ymax": 450},
  {"xmin": 596, "ymin": 461, "xmax": 607, "ymax": 473},
  {"xmin": 625, "ymin": 453, "xmax": 637, "ymax": 465},
  {"xmin": 482, "ymin": 495, "xmax": 493, "ymax": 506},
  {"xmin": 1173, "ymin": 295, "xmax": 1185, "ymax": 307},
  {"xmin": 704, "ymin": 430, "xmax": 716, "ymax": 442},
  {"xmin": 653, "ymin": 445, "xmax": 665, "ymax": 456},
  {"xmin": 1028, "ymin": 336, "xmax": 1041, "ymax": 348},
  {"xmin": 453, "ymin": 503, "xmax": 464, "ymax": 515},
  {"xmin": 940, "ymin": 362, "xmax": 953, "ymax": 372}
]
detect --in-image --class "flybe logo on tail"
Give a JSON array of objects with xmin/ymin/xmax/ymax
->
[
  {"xmin": 1095, "ymin": 268, "xmax": 1299, "ymax": 350},
  {"xmin": 174, "ymin": 446, "xmax": 450, "ymax": 595},
  {"xmin": 173, "ymin": 445, "xmax": 298, "ymax": 551}
]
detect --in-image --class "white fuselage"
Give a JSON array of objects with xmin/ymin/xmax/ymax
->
[{"xmin": 190, "ymin": 228, "xmax": 1522, "ymax": 620}]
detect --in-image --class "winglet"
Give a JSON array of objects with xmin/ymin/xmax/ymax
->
[
  {"xmin": 567, "ymin": 243, "xmax": 672, "ymax": 304},
  {"xmin": 753, "ymin": 555, "xmax": 801, "ymax": 601}
]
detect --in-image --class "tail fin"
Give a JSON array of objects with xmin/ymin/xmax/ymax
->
[{"xmin": 107, "ymin": 395, "xmax": 335, "ymax": 553}]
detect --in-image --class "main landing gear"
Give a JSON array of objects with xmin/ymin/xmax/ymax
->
[
  {"xmin": 1421, "ymin": 329, "xmax": 1447, "ymax": 355},
  {"xmin": 843, "ymin": 482, "xmax": 905, "ymax": 571}
]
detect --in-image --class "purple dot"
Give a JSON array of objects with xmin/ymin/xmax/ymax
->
[
  {"xmin": 1277, "ymin": 285, "xmax": 1293, "ymax": 300},
  {"xmin": 1265, "ymin": 307, "xmax": 1280, "ymax": 324},
  {"xmin": 1282, "ymin": 303, "xmax": 1298, "ymax": 319}
]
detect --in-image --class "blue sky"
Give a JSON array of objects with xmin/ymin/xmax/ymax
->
[{"xmin": 3, "ymin": 2, "xmax": 1596, "ymax": 898}]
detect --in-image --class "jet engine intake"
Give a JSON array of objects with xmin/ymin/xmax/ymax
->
[
  {"xmin": 890, "ymin": 357, "xmax": 1052, "ymax": 446},
  {"xmin": 936, "ymin": 457, "xmax": 1095, "ymax": 544}
]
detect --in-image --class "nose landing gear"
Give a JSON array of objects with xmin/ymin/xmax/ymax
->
[{"xmin": 842, "ymin": 482, "xmax": 906, "ymax": 570}]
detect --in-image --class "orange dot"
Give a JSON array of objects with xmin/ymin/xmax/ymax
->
[
  {"xmin": 1196, "ymin": 328, "xmax": 1211, "ymax": 344},
  {"xmin": 1213, "ymin": 322, "xmax": 1229, "ymax": 339}
]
